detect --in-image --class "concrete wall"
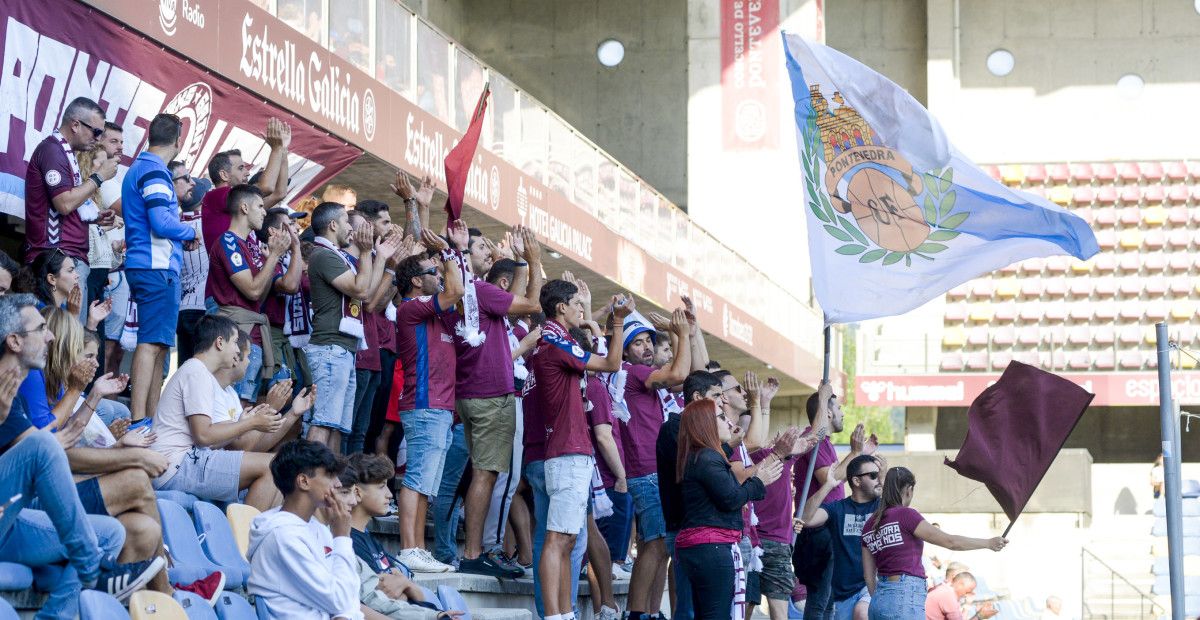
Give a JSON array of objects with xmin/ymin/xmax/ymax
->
[{"xmin": 825, "ymin": 0, "xmax": 928, "ymax": 104}]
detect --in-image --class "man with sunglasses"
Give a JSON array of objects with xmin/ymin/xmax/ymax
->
[
  {"xmin": 24, "ymin": 96, "xmax": 118, "ymax": 319},
  {"xmin": 800, "ymin": 452, "xmax": 887, "ymax": 620}
]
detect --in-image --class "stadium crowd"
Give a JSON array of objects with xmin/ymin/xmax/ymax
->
[{"xmin": 0, "ymin": 97, "xmax": 1007, "ymax": 620}]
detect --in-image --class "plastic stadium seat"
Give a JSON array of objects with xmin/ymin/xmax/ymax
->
[
  {"xmin": 970, "ymin": 281, "xmax": 994, "ymax": 297},
  {"xmin": 157, "ymin": 499, "xmax": 223, "ymax": 586},
  {"xmin": 1093, "ymin": 162, "xmax": 1117, "ymax": 181},
  {"xmin": 81, "ymin": 590, "xmax": 131, "ymax": 619},
  {"xmin": 156, "ymin": 491, "xmax": 201, "ymax": 513},
  {"xmin": 944, "ymin": 304, "xmax": 967, "ymax": 322},
  {"xmin": 1016, "ymin": 327, "xmax": 1040, "ymax": 346},
  {"xmin": 999, "ymin": 261, "xmax": 1019, "ymax": 274},
  {"xmin": 1094, "ymin": 230, "xmax": 1116, "ymax": 250},
  {"xmin": 1068, "ymin": 305, "xmax": 1091, "ymax": 321},
  {"xmin": 1093, "ymin": 304, "xmax": 1118, "ymax": 322},
  {"xmin": 131, "ymin": 591, "xmax": 189, "ymax": 620},
  {"xmin": 1166, "ymin": 161, "xmax": 1189, "ymax": 181},
  {"xmin": 1024, "ymin": 164, "xmax": 1047, "ymax": 183},
  {"xmin": 1169, "ymin": 229, "xmax": 1192, "ymax": 250},
  {"xmin": 1173, "ymin": 279, "xmax": 1195, "ymax": 296},
  {"xmin": 946, "ymin": 283, "xmax": 969, "ymax": 300},
  {"xmin": 999, "ymin": 164, "xmax": 1024, "ymax": 185},
  {"xmin": 1119, "ymin": 186, "xmax": 1142, "ymax": 205},
  {"xmin": 1155, "ymin": 498, "xmax": 1200, "ymax": 518},
  {"xmin": 1094, "ymin": 278, "xmax": 1117, "ymax": 297},
  {"xmin": 1170, "ymin": 205, "xmax": 1190, "ymax": 225},
  {"xmin": 1047, "ymin": 163, "xmax": 1070, "ymax": 183},
  {"xmin": 1172, "ymin": 302, "xmax": 1197, "ymax": 321},
  {"xmin": 1144, "ymin": 205, "xmax": 1168, "ymax": 225},
  {"xmin": 1068, "ymin": 280, "xmax": 1092, "ymax": 298},
  {"xmin": 1118, "ymin": 326, "xmax": 1142, "ymax": 345},
  {"xmin": 1018, "ymin": 305, "xmax": 1042, "ymax": 323},
  {"xmin": 1146, "ymin": 280, "xmax": 1168, "ymax": 297},
  {"xmin": 1092, "ymin": 207, "xmax": 1117, "ymax": 225},
  {"xmin": 1144, "ymin": 326, "xmax": 1160, "ymax": 345},
  {"xmin": 174, "ymin": 591, "xmax": 218, "ymax": 619},
  {"xmin": 1145, "ymin": 185, "xmax": 1165, "ymax": 202},
  {"xmin": 1024, "ymin": 185, "xmax": 1047, "ymax": 198},
  {"xmin": 1141, "ymin": 161, "xmax": 1165, "ymax": 181},
  {"xmin": 1093, "ymin": 254, "xmax": 1116, "ymax": 273},
  {"xmin": 968, "ymin": 304, "xmax": 994, "ymax": 323},
  {"xmin": 1021, "ymin": 257, "xmax": 1045, "ymax": 273},
  {"xmin": 1041, "ymin": 324, "xmax": 1066, "ymax": 345},
  {"xmin": 1119, "ymin": 229, "xmax": 1143, "ymax": 249},
  {"xmin": 943, "ymin": 327, "xmax": 966, "ymax": 347},
  {"xmin": 993, "ymin": 326, "xmax": 1015, "ymax": 345},
  {"xmin": 1118, "ymin": 162, "xmax": 1141, "ymax": 182},
  {"xmin": 1069, "ymin": 163, "xmax": 1094, "ymax": 183},
  {"xmin": 1072, "ymin": 186, "xmax": 1094, "ymax": 205},
  {"xmin": 995, "ymin": 279, "xmax": 1020, "ymax": 298},
  {"xmin": 1118, "ymin": 281, "xmax": 1141, "ymax": 299},
  {"xmin": 1094, "ymin": 325, "xmax": 1116, "ymax": 344},
  {"xmin": 226, "ymin": 504, "xmax": 261, "ymax": 560},
  {"xmin": 1094, "ymin": 351, "xmax": 1115, "ymax": 370},
  {"xmin": 994, "ymin": 304, "xmax": 1017, "ymax": 322},
  {"xmin": 1044, "ymin": 280, "xmax": 1067, "ymax": 298},
  {"xmin": 1170, "ymin": 255, "xmax": 1192, "ymax": 273},
  {"xmin": 193, "ymin": 502, "xmax": 251, "ymax": 589},
  {"xmin": 1013, "ymin": 351, "xmax": 1039, "ymax": 366},
  {"xmin": 0, "ymin": 599, "xmax": 15, "ymax": 620},
  {"xmin": 1177, "ymin": 325, "xmax": 1198, "ymax": 346},
  {"xmin": 1119, "ymin": 352, "xmax": 1143, "ymax": 369},
  {"xmin": 1144, "ymin": 253, "xmax": 1167, "ymax": 271},
  {"xmin": 1118, "ymin": 254, "xmax": 1141, "ymax": 273},
  {"xmin": 1195, "ymin": 185, "xmax": 1200, "ymax": 202},
  {"xmin": 1048, "ymin": 186, "xmax": 1072, "ymax": 205},
  {"xmin": 1067, "ymin": 326, "xmax": 1091, "ymax": 345},
  {"xmin": 981, "ymin": 165, "xmax": 1001, "ymax": 181},
  {"xmin": 1044, "ymin": 303, "xmax": 1068, "ymax": 321},
  {"xmin": 1095, "ymin": 186, "xmax": 1118, "ymax": 205},
  {"xmin": 1169, "ymin": 185, "xmax": 1190, "ymax": 204},
  {"xmin": 940, "ymin": 353, "xmax": 963, "ymax": 371},
  {"xmin": 0, "ymin": 563, "xmax": 32, "ymax": 590},
  {"xmin": 990, "ymin": 352, "xmax": 1013, "ymax": 369},
  {"xmin": 437, "ymin": 586, "xmax": 473, "ymax": 620},
  {"xmin": 965, "ymin": 352, "xmax": 988, "ymax": 370},
  {"xmin": 967, "ymin": 327, "xmax": 990, "ymax": 346},
  {"xmin": 1020, "ymin": 280, "xmax": 1044, "ymax": 297},
  {"xmin": 1070, "ymin": 258, "xmax": 1094, "ymax": 273},
  {"xmin": 215, "ymin": 593, "xmax": 256, "ymax": 620}
]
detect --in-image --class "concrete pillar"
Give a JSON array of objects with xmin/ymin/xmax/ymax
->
[{"xmin": 905, "ymin": 406, "xmax": 938, "ymax": 452}]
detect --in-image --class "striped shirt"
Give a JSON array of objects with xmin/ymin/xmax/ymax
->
[{"xmin": 121, "ymin": 152, "xmax": 194, "ymax": 273}]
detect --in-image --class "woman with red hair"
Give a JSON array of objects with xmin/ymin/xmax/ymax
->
[{"xmin": 674, "ymin": 399, "xmax": 783, "ymax": 619}]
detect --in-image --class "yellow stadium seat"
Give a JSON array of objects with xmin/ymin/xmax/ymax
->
[
  {"xmin": 1000, "ymin": 164, "xmax": 1025, "ymax": 185},
  {"xmin": 1070, "ymin": 259, "xmax": 1094, "ymax": 273},
  {"xmin": 1172, "ymin": 302, "xmax": 1196, "ymax": 321},
  {"xmin": 942, "ymin": 327, "xmax": 966, "ymax": 348},
  {"xmin": 1144, "ymin": 205, "xmax": 1167, "ymax": 226},
  {"xmin": 1182, "ymin": 353, "xmax": 1198, "ymax": 370},
  {"xmin": 995, "ymin": 279, "xmax": 1020, "ymax": 298},
  {"xmin": 968, "ymin": 303, "xmax": 994, "ymax": 322},
  {"xmin": 1049, "ymin": 186, "xmax": 1073, "ymax": 205},
  {"xmin": 129, "ymin": 591, "xmax": 188, "ymax": 620},
  {"xmin": 1145, "ymin": 327, "xmax": 1159, "ymax": 345},
  {"xmin": 1119, "ymin": 229, "xmax": 1143, "ymax": 249},
  {"xmin": 226, "ymin": 503, "xmax": 261, "ymax": 560}
]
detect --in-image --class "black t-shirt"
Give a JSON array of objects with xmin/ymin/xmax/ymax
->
[
  {"xmin": 824, "ymin": 496, "xmax": 881, "ymax": 601},
  {"xmin": 0, "ymin": 395, "xmax": 33, "ymax": 456},
  {"xmin": 656, "ymin": 412, "xmax": 683, "ymax": 532},
  {"xmin": 351, "ymin": 528, "xmax": 411, "ymax": 578}
]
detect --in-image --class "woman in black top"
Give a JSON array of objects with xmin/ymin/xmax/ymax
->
[{"xmin": 675, "ymin": 399, "xmax": 782, "ymax": 619}]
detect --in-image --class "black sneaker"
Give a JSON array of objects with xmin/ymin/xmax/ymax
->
[
  {"xmin": 92, "ymin": 556, "xmax": 166, "ymax": 602},
  {"xmin": 458, "ymin": 551, "xmax": 524, "ymax": 579},
  {"xmin": 491, "ymin": 549, "xmax": 528, "ymax": 576}
]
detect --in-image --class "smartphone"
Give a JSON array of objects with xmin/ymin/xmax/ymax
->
[{"xmin": 2, "ymin": 494, "xmax": 22, "ymax": 509}]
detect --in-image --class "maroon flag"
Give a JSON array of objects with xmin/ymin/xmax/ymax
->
[
  {"xmin": 443, "ymin": 85, "xmax": 490, "ymax": 222},
  {"xmin": 945, "ymin": 361, "xmax": 1094, "ymax": 525}
]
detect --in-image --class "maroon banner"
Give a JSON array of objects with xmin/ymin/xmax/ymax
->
[
  {"xmin": 0, "ymin": 0, "xmax": 362, "ymax": 219},
  {"xmin": 720, "ymin": 0, "xmax": 780, "ymax": 150}
]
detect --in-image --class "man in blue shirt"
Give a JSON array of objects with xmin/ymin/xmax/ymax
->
[
  {"xmin": 121, "ymin": 114, "xmax": 195, "ymax": 424},
  {"xmin": 800, "ymin": 453, "xmax": 886, "ymax": 620}
]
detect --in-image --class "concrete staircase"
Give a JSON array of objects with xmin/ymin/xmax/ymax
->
[{"xmin": 1081, "ymin": 515, "xmax": 1164, "ymax": 619}]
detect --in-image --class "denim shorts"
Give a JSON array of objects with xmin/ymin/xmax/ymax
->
[
  {"xmin": 399, "ymin": 408, "xmax": 454, "ymax": 497},
  {"xmin": 833, "ymin": 585, "xmax": 872, "ymax": 620},
  {"xmin": 103, "ymin": 271, "xmax": 129, "ymax": 341},
  {"xmin": 868, "ymin": 574, "xmax": 925, "ymax": 620},
  {"xmin": 545, "ymin": 454, "xmax": 594, "ymax": 534},
  {"xmin": 125, "ymin": 269, "xmax": 180, "ymax": 346},
  {"xmin": 596, "ymin": 488, "xmax": 634, "ymax": 562},
  {"xmin": 628, "ymin": 473, "xmax": 666, "ymax": 542},
  {"xmin": 304, "ymin": 343, "xmax": 357, "ymax": 434},
  {"xmin": 75, "ymin": 477, "xmax": 109, "ymax": 516},
  {"xmin": 232, "ymin": 342, "xmax": 264, "ymax": 402},
  {"xmin": 154, "ymin": 447, "xmax": 244, "ymax": 503}
]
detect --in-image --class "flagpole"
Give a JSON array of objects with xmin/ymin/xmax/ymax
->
[
  {"xmin": 1156, "ymin": 321, "xmax": 1186, "ymax": 619},
  {"xmin": 794, "ymin": 326, "xmax": 831, "ymax": 544}
]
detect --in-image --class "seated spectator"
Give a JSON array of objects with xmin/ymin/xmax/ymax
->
[
  {"xmin": 212, "ymin": 328, "xmax": 311, "ymax": 452},
  {"xmin": 149, "ymin": 315, "xmax": 286, "ymax": 510},
  {"xmin": 923, "ymin": 572, "xmax": 976, "ymax": 620},
  {"xmin": 21, "ymin": 307, "xmax": 122, "ymax": 432},
  {"xmin": 0, "ymin": 294, "xmax": 164, "ymax": 612},
  {"xmin": 16, "ymin": 249, "xmax": 110, "ymax": 331},
  {"xmin": 247, "ymin": 439, "xmax": 361, "ymax": 619}
]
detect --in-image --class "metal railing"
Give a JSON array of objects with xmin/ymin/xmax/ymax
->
[{"xmin": 1081, "ymin": 547, "xmax": 1164, "ymax": 619}]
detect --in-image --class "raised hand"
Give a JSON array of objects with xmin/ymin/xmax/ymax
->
[
  {"xmin": 862, "ymin": 432, "xmax": 879, "ymax": 456},
  {"xmin": 86, "ymin": 298, "xmax": 112, "ymax": 331},
  {"xmin": 849, "ymin": 423, "xmax": 866, "ymax": 453},
  {"xmin": 744, "ymin": 371, "xmax": 762, "ymax": 404},
  {"xmin": 792, "ymin": 430, "xmax": 820, "ymax": 456},
  {"xmin": 262, "ymin": 118, "xmax": 284, "ymax": 148},
  {"xmin": 446, "ymin": 220, "xmax": 469, "ymax": 252},
  {"xmin": 0, "ymin": 367, "xmax": 22, "ymax": 424},
  {"xmin": 520, "ymin": 227, "xmax": 541, "ymax": 265},
  {"xmin": 267, "ymin": 226, "xmax": 291, "ymax": 256},
  {"xmin": 66, "ymin": 284, "xmax": 83, "ymax": 317},
  {"xmin": 265, "ymin": 379, "xmax": 294, "ymax": 413},
  {"xmin": 352, "ymin": 219, "xmax": 375, "ymax": 253},
  {"xmin": 680, "ymin": 295, "xmax": 698, "ymax": 329},
  {"xmin": 495, "ymin": 234, "xmax": 516, "ymax": 261},
  {"xmin": 510, "ymin": 226, "xmax": 527, "ymax": 258},
  {"xmin": 415, "ymin": 175, "xmax": 436, "ymax": 207},
  {"xmin": 761, "ymin": 377, "xmax": 781, "ymax": 405},
  {"xmin": 67, "ymin": 358, "xmax": 100, "ymax": 392},
  {"xmin": 648, "ymin": 312, "xmax": 671, "ymax": 332},
  {"xmin": 421, "ymin": 228, "xmax": 449, "ymax": 253},
  {"xmin": 754, "ymin": 455, "xmax": 784, "ymax": 486},
  {"xmin": 91, "ymin": 372, "xmax": 129, "ymax": 399},
  {"xmin": 278, "ymin": 121, "xmax": 293, "ymax": 149},
  {"xmin": 390, "ymin": 170, "xmax": 415, "ymax": 200},
  {"xmin": 987, "ymin": 537, "xmax": 1009, "ymax": 552},
  {"xmin": 291, "ymin": 387, "xmax": 315, "ymax": 417},
  {"xmin": 245, "ymin": 405, "xmax": 284, "ymax": 433},
  {"xmin": 108, "ymin": 417, "xmax": 130, "ymax": 440},
  {"xmin": 96, "ymin": 154, "xmax": 118, "ymax": 181},
  {"xmin": 322, "ymin": 489, "xmax": 352, "ymax": 537},
  {"xmin": 670, "ymin": 307, "xmax": 689, "ymax": 336},
  {"xmin": 611, "ymin": 294, "xmax": 634, "ymax": 319},
  {"xmin": 375, "ymin": 230, "xmax": 404, "ymax": 261}
]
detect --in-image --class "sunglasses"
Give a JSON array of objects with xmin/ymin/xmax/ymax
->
[
  {"xmin": 77, "ymin": 119, "xmax": 103, "ymax": 139},
  {"xmin": 853, "ymin": 471, "xmax": 880, "ymax": 480},
  {"xmin": 173, "ymin": 174, "xmax": 192, "ymax": 183},
  {"xmin": 419, "ymin": 268, "xmax": 438, "ymax": 276}
]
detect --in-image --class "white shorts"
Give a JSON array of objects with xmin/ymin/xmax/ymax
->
[{"xmin": 544, "ymin": 454, "xmax": 594, "ymax": 535}]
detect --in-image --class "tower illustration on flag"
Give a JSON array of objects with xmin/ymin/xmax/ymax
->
[{"xmin": 782, "ymin": 33, "xmax": 1099, "ymax": 325}]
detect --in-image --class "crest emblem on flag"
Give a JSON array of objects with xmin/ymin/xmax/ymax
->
[{"xmin": 803, "ymin": 86, "xmax": 967, "ymax": 267}]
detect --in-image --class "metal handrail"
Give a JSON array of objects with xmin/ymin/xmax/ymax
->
[{"xmin": 1081, "ymin": 547, "xmax": 1165, "ymax": 619}]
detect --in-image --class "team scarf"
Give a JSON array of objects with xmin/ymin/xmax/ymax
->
[
  {"xmin": 506, "ymin": 318, "xmax": 529, "ymax": 382},
  {"xmin": 659, "ymin": 388, "xmax": 684, "ymax": 419},
  {"xmin": 447, "ymin": 250, "xmax": 485, "ymax": 347},
  {"xmin": 51, "ymin": 130, "xmax": 98, "ymax": 224},
  {"xmin": 736, "ymin": 444, "xmax": 764, "ymax": 573},
  {"xmin": 312, "ymin": 237, "xmax": 366, "ymax": 349},
  {"xmin": 282, "ymin": 253, "xmax": 312, "ymax": 348},
  {"xmin": 541, "ymin": 319, "xmax": 590, "ymax": 413}
]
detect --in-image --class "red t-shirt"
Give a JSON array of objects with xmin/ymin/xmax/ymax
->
[
  {"xmin": 396, "ymin": 296, "xmax": 456, "ymax": 412},
  {"xmin": 200, "ymin": 186, "xmax": 233, "ymax": 251},
  {"xmin": 448, "ymin": 281, "xmax": 515, "ymax": 399},
  {"xmin": 618, "ymin": 362, "xmax": 663, "ymax": 478},
  {"xmin": 24, "ymin": 135, "xmax": 88, "ymax": 260},
  {"xmin": 586, "ymin": 375, "xmax": 624, "ymax": 488},
  {"xmin": 206, "ymin": 231, "xmax": 268, "ymax": 345},
  {"xmin": 862, "ymin": 505, "xmax": 926, "ymax": 580},
  {"xmin": 752, "ymin": 448, "xmax": 800, "ymax": 544},
  {"xmin": 794, "ymin": 433, "xmax": 846, "ymax": 505},
  {"xmin": 525, "ymin": 322, "xmax": 591, "ymax": 460}
]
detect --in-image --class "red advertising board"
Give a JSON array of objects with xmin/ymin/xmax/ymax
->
[
  {"xmin": 720, "ymin": 0, "xmax": 780, "ymax": 150},
  {"xmin": 856, "ymin": 372, "xmax": 1200, "ymax": 408},
  {"xmin": 0, "ymin": 0, "xmax": 362, "ymax": 219}
]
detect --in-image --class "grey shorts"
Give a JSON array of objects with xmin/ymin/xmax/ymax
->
[{"xmin": 154, "ymin": 447, "xmax": 244, "ymax": 503}]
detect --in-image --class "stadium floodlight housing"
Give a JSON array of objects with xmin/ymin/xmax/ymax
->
[
  {"xmin": 1117, "ymin": 73, "xmax": 1144, "ymax": 99},
  {"xmin": 597, "ymin": 39, "xmax": 625, "ymax": 67},
  {"xmin": 986, "ymin": 49, "xmax": 1014, "ymax": 77}
]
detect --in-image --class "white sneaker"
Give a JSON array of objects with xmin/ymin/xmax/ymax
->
[
  {"xmin": 398, "ymin": 548, "xmax": 454, "ymax": 573},
  {"xmin": 611, "ymin": 562, "xmax": 632, "ymax": 580},
  {"xmin": 597, "ymin": 605, "xmax": 620, "ymax": 620}
]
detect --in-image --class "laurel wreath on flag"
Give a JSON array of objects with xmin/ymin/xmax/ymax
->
[{"xmin": 802, "ymin": 113, "xmax": 969, "ymax": 267}]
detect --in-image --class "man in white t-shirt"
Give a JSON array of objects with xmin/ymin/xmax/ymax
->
[{"xmin": 150, "ymin": 315, "xmax": 309, "ymax": 510}]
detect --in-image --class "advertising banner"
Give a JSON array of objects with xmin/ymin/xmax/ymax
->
[{"xmin": 721, "ymin": 0, "xmax": 779, "ymax": 150}]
